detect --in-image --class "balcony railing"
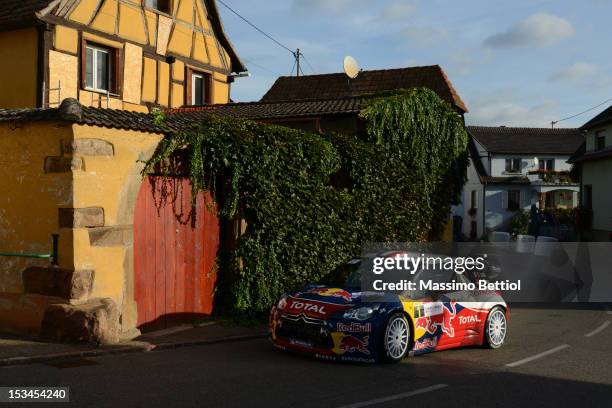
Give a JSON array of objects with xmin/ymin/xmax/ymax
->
[{"xmin": 527, "ymin": 170, "xmax": 576, "ymax": 184}]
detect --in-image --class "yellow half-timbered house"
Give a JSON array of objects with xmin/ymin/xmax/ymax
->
[{"xmin": 0, "ymin": 0, "xmax": 245, "ymax": 110}]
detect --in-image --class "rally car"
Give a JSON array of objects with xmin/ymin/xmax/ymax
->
[{"xmin": 269, "ymin": 256, "xmax": 508, "ymax": 363}]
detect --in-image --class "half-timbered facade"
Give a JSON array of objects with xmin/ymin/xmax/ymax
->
[{"xmin": 0, "ymin": 0, "xmax": 245, "ymax": 110}]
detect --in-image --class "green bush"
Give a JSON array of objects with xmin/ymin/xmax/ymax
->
[
  {"xmin": 508, "ymin": 211, "xmax": 530, "ymax": 235},
  {"xmin": 143, "ymin": 88, "xmax": 469, "ymax": 314}
]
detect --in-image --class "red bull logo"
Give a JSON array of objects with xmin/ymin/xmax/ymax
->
[
  {"xmin": 308, "ymin": 287, "xmax": 352, "ymax": 302},
  {"xmin": 414, "ymin": 301, "xmax": 457, "ymax": 338},
  {"xmin": 339, "ymin": 335, "xmax": 370, "ymax": 355}
]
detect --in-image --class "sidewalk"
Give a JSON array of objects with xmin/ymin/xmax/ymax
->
[{"xmin": 0, "ymin": 322, "xmax": 268, "ymax": 367}]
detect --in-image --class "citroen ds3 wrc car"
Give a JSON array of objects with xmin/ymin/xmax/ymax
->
[{"xmin": 269, "ymin": 256, "xmax": 508, "ymax": 363}]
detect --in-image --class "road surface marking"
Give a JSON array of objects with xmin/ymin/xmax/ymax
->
[
  {"xmin": 506, "ymin": 344, "xmax": 570, "ymax": 368},
  {"xmin": 585, "ymin": 321, "xmax": 611, "ymax": 338},
  {"xmin": 336, "ymin": 384, "xmax": 448, "ymax": 408}
]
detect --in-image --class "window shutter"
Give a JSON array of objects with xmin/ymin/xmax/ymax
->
[
  {"xmin": 502, "ymin": 191, "xmax": 508, "ymax": 210},
  {"xmin": 520, "ymin": 191, "xmax": 526, "ymax": 209}
]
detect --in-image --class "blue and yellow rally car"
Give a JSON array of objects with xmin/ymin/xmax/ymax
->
[{"xmin": 269, "ymin": 256, "xmax": 508, "ymax": 363}]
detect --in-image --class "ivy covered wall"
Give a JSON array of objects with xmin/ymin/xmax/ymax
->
[{"xmin": 144, "ymin": 88, "xmax": 469, "ymax": 314}]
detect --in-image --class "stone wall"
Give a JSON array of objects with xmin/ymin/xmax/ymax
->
[{"xmin": 0, "ymin": 101, "xmax": 162, "ymax": 343}]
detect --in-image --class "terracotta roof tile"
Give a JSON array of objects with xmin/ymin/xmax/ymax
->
[
  {"xmin": 260, "ymin": 65, "xmax": 468, "ymax": 112},
  {"xmin": 468, "ymin": 126, "xmax": 584, "ymax": 155}
]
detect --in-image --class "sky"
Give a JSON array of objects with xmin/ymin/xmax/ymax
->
[{"xmin": 217, "ymin": 0, "xmax": 612, "ymax": 128}]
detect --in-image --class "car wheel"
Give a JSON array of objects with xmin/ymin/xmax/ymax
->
[
  {"xmin": 484, "ymin": 307, "xmax": 507, "ymax": 349},
  {"xmin": 382, "ymin": 313, "xmax": 410, "ymax": 363}
]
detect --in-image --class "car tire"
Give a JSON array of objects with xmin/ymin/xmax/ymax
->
[
  {"xmin": 381, "ymin": 312, "xmax": 411, "ymax": 363},
  {"xmin": 484, "ymin": 306, "xmax": 507, "ymax": 349}
]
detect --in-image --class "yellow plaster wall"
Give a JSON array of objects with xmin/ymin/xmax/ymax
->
[
  {"xmin": 0, "ymin": 122, "xmax": 74, "ymax": 293},
  {"xmin": 204, "ymin": 34, "xmax": 222, "ymax": 68},
  {"xmin": 90, "ymin": 0, "xmax": 119, "ymax": 34},
  {"xmin": 193, "ymin": 33, "xmax": 209, "ymax": 64},
  {"xmin": 71, "ymin": 125, "xmax": 162, "ymax": 303},
  {"xmin": 49, "ymin": 50, "xmax": 79, "ymax": 107},
  {"xmin": 177, "ymin": 0, "xmax": 195, "ymax": 23},
  {"xmin": 142, "ymin": 57, "xmax": 158, "ymax": 102},
  {"xmin": 212, "ymin": 81, "xmax": 229, "ymax": 104},
  {"xmin": 54, "ymin": 26, "xmax": 79, "ymax": 54},
  {"xmin": 118, "ymin": 3, "xmax": 148, "ymax": 44},
  {"xmin": 145, "ymin": 11, "xmax": 158, "ymax": 46},
  {"xmin": 172, "ymin": 83, "xmax": 185, "ymax": 108},
  {"xmin": 0, "ymin": 28, "xmax": 38, "ymax": 109},
  {"xmin": 68, "ymin": 0, "xmax": 100, "ymax": 25},
  {"xmin": 122, "ymin": 43, "xmax": 144, "ymax": 105},
  {"xmin": 167, "ymin": 24, "xmax": 193, "ymax": 57},
  {"xmin": 158, "ymin": 61, "xmax": 170, "ymax": 105},
  {"xmin": 173, "ymin": 60, "xmax": 185, "ymax": 82}
]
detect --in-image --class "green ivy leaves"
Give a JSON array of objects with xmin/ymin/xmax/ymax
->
[{"xmin": 142, "ymin": 88, "xmax": 468, "ymax": 314}]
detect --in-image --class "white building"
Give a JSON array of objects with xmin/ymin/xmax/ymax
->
[
  {"xmin": 454, "ymin": 126, "xmax": 584, "ymax": 240},
  {"xmin": 569, "ymin": 105, "xmax": 612, "ymax": 241}
]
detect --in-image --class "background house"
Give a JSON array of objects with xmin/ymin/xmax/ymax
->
[
  {"xmin": 569, "ymin": 105, "xmax": 612, "ymax": 241},
  {"xmin": 170, "ymin": 65, "xmax": 469, "ymax": 134},
  {"xmin": 455, "ymin": 126, "xmax": 584, "ymax": 239},
  {"xmin": 0, "ymin": 0, "xmax": 245, "ymax": 111}
]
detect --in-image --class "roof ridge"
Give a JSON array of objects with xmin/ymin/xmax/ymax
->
[
  {"xmin": 271, "ymin": 64, "xmax": 442, "ymax": 80},
  {"xmin": 467, "ymin": 125, "xmax": 581, "ymax": 131}
]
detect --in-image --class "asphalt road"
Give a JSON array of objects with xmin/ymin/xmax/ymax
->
[{"xmin": 1, "ymin": 305, "xmax": 611, "ymax": 408}]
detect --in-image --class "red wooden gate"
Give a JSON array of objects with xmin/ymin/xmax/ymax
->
[{"xmin": 134, "ymin": 177, "xmax": 219, "ymax": 331}]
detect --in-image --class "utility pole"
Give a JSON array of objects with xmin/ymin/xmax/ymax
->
[{"xmin": 295, "ymin": 48, "xmax": 301, "ymax": 77}]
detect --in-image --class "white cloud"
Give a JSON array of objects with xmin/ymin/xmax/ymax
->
[
  {"xmin": 549, "ymin": 62, "xmax": 600, "ymax": 82},
  {"xmin": 483, "ymin": 13, "xmax": 575, "ymax": 49},
  {"xmin": 466, "ymin": 96, "xmax": 559, "ymax": 127}
]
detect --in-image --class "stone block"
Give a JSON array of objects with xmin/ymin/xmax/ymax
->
[
  {"xmin": 59, "ymin": 207, "xmax": 105, "ymax": 228},
  {"xmin": 22, "ymin": 267, "xmax": 94, "ymax": 301},
  {"xmin": 61, "ymin": 138, "xmax": 114, "ymax": 156},
  {"xmin": 40, "ymin": 298, "xmax": 119, "ymax": 344},
  {"xmin": 89, "ymin": 226, "xmax": 133, "ymax": 247},
  {"xmin": 44, "ymin": 156, "xmax": 83, "ymax": 173}
]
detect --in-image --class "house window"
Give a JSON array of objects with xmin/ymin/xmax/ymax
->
[
  {"xmin": 539, "ymin": 159, "xmax": 555, "ymax": 171},
  {"xmin": 584, "ymin": 185, "xmax": 593, "ymax": 210},
  {"xmin": 146, "ymin": 0, "xmax": 171, "ymax": 13},
  {"xmin": 596, "ymin": 132, "xmax": 606, "ymax": 150},
  {"xmin": 507, "ymin": 190, "xmax": 521, "ymax": 211},
  {"xmin": 189, "ymin": 70, "xmax": 211, "ymax": 106},
  {"xmin": 505, "ymin": 158, "xmax": 522, "ymax": 173},
  {"xmin": 84, "ymin": 43, "xmax": 117, "ymax": 93}
]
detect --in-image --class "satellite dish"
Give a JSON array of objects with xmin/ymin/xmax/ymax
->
[{"xmin": 343, "ymin": 56, "xmax": 360, "ymax": 79}]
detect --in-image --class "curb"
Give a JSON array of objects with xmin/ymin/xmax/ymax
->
[{"xmin": 0, "ymin": 333, "xmax": 268, "ymax": 368}]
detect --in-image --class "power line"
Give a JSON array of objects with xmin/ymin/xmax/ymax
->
[
  {"xmin": 217, "ymin": 0, "xmax": 312, "ymax": 77},
  {"xmin": 552, "ymin": 97, "xmax": 612, "ymax": 128},
  {"xmin": 301, "ymin": 53, "xmax": 317, "ymax": 74},
  {"xmin": 242, "ymin": 59, "xmax": 281, "ymax": 76},
  {"xmin": 216, "ymin": 0, "xmax": 294, "ymax": 55}
]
